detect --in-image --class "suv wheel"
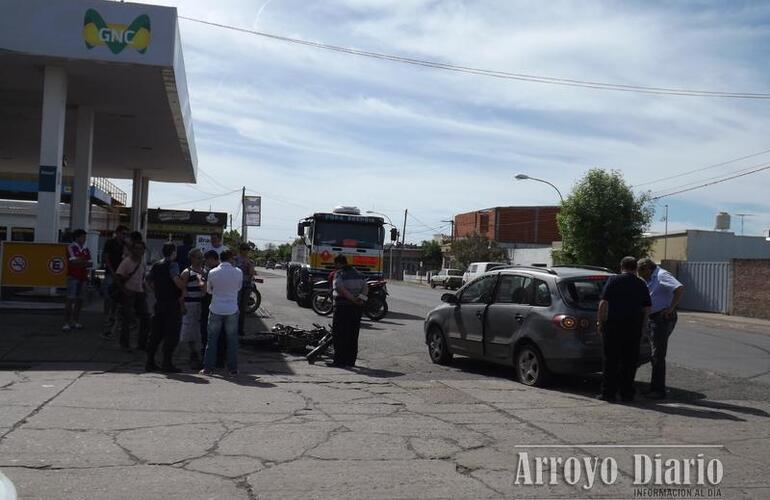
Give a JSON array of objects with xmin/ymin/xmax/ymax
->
[
  {"xmin": 427, "ymin": 327, "xmax": 452, "ymax": 365},
  {"xmin": 515, "ymin": 343, "xmax": 550, "ymax": 387},
  {"xmin": 430, "ymin": 282, "xmax": 437, "ymax": 289}
]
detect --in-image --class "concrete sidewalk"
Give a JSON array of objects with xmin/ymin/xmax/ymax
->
[{"xmin": 1, "ymin": 310, "xmax": 769, "ymax": 499}]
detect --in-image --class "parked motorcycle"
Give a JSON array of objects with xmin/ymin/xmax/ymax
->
[
  {"xmin": 244, "ymin": 276, "xmax": 264, "ymax": 314},
  {"xmin": 310, "ymin": 278, "xmax": 389, "ymax": 321}
]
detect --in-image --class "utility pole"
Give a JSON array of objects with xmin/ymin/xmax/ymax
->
[
  {"xmin": 241, "ymin": 186, "xmax": 247, "ymax": 243},
  {"xmin": 441, "ymin": 219, "xmax": 455, "ymax": 268},
  {"xmin": 401, "ymin": 209, "xmax": 408, "ymax": 246},
  {"xmin": 663, "ymin": 205, "xmax": 668, "ymax": 260},
  {"xmin": 735, "ymin": 213, "xmax": 754, "ymax": 236},
  {"xmin": 441, "ymin": 219, "xmax": 455, "ymax": 242},
  {"xmin": 398, "ymin": 209, "xmax": 407, "ymax": 280}
]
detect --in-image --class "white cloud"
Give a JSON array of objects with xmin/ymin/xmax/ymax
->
[{"xmin": 128, "ymin": 0, "xmax": 770, "ymax": 244}]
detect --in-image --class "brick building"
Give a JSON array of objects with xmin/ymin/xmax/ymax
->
[{"xmin": 454, "ymin": 206, "xmax": 560, "ymax": 244}]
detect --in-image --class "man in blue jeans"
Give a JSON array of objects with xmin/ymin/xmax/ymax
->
[
  {"xmin": 200, "ymin": 249, "xmax": 243, "ymax": 376},
  {"xmin": 637, "ymin": 258, "xmax": 685, "ymax": 400}
]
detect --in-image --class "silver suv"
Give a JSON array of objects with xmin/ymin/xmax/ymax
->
[{"xmin": 424, "ymin": 265, "xmax": 652, "ymax": 387}]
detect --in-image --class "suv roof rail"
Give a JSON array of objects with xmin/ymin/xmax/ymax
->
[
  {"xmin": 504, "ymin": 265, "xmax": 558, "ymax": 275},
  {"xmin": 550, "ymin": 264, "xmax": 614, "ymax": 273}
]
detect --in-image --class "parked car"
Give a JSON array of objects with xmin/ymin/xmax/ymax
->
[
  {"xmin": 424, "ymin": 265, "xmax": 652, "ymax": 387},
  {"xmin": 462, "ymin": 262, "xmax": 509, "ymax": 284},
  {"xmin": 430, "ymin": 269, "xmax": 464, "ymax": 290},
  {"xmin": 265, "ymin": 260, "xmax": 275, "ymax": 269}
]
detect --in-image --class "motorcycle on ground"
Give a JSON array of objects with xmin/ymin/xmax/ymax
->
[{"xmin": 310, "ymin": 278, "xmax": 389, "ymax": 321}]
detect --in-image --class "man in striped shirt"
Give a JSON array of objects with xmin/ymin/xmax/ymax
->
[{"xmin": 180, "ymin": 248, "xmax": 205, "ymax": 369}]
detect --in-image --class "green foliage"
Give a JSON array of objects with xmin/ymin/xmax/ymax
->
[
  {"xmin": 420, "ymin": 240, "xmax": 443, "ymax": 270},
  {"xmin": 557, "ymin": 169, "xmax": 654, "ymax": 271},
  {"xmin": 222, "ymin": 229, "xmax": 242, "ymax": 249},
  {"xmin": 450, "ymin": 233, "xmax": 506, "ymax": 270}
]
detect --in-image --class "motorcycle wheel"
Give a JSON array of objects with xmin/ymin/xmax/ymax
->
[
  {"xmin": 246, "ymin": 288, "xmax": 261, "ymax": 314},
  {"xmin": 311, "ymin": 292, "xmax": 334, "ymax": 316},
  {"xmin": 364, "ymin": 297, "xmax": 388, "ymax": 321}
]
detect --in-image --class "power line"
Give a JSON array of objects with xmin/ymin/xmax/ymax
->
[
  {"xmin": 158, "ymin": 189, "xmax": 241, "ymax": 208},
  {"xmin": 634, "ymin": 147, "xmax": 770, "ymax": 188},
  {"xmin": 651, "ymin": 160, "xmax": 770, "ymax": 197},
  {"xmin": 179, "ymin": 16, "xmax": 770, "ymax": 99},
  {"xmin": 185, "ymin": 184, "xmax": 223, "ymax": 196},
  {"xmin": 198, "ymin": 167, "xmax": 238, "ymax": 192},
  {"xmin": 407, "ymin": 212, "xmax": 446, "ymax": 232},
  {"xmin": 652, "ymin": 163, "xmax": 770, "ymax": 200}
]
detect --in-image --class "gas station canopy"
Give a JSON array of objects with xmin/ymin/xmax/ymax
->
[{"xmin": 0, "ymin": 0, "xmax": 197, "ymax": 183}]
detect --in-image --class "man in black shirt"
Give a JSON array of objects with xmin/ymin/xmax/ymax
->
[
  {"xmin": 146, "ymin": 243, "xmax": 186, "ymax": 373},
  {"xmin": 101, "ymin": 225, "xmax": 128, "ymax": 326},
  {"xmin": 597, "ymin": 256, "xmax": 651, "ymax": 402}
]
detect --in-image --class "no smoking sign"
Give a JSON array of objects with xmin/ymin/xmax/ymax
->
[{"xmin": 8, "ymin": 255, "xmax": 27, "ymax": 273}]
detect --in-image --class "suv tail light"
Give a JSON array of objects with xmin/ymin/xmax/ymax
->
[{"xmin": 552, "ymin": 314, "xmax": 578, "ymax": 330}]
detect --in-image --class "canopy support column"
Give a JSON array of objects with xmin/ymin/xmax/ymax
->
[
  {"xmin": 35, "ymin": 66, "xmax": 67, "ymax": 242},
  {"xmin": 71, "ymin": 106, "xmax": 94, "ymax": 232}
]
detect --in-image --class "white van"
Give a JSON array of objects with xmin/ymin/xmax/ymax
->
[{"xmin": 462, "ymin": 261, "xmax": 509, "ymax": 284}]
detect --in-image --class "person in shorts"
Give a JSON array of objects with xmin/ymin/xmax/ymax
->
[
  {"xmin": 64, "ymin": 229, "xmax": 92, "ymax": 332},
  {"xmin": 180, "ymin": 248, "xmax": 205, "ymax": 369}
]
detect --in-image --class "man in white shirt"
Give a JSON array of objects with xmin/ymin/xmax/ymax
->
[
  {"xmin": 200, "ymin": 249, "xmax": 242, "ymax": 376},
  {"xmin": 638, "ymin": 258, "xmax": 685, "ymax": 400}
]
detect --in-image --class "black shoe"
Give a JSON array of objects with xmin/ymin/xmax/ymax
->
[
  {"xmin": 644, "ymin": 390, "xmax": 666, "ymax": 400},
  {"xmin": 145, "ymin": 362, "xmax": 159, "ymax": 372},
  {"xmin": 596, "ymin": 394, "xmax": 616, "ymax": 403},
  {"xmin": 620, "ymin": 395, "xmax": 635, "ymax": 403},
  {"xmin": 161, "ymin": 365, "xmax": 182, "ymax": 374}
]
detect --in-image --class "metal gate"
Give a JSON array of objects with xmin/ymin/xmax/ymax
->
[{"xmin": 676, "ymin": 262, "xmax": 731, "ymax": 313}]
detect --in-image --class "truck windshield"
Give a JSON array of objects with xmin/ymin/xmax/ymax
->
[
  {"xmin": 314, "ymin": 222, "xmax": 383, "ymax": 249},
  {"xmin": 558, "ymin": 277, "xmax": 609, "ymax": 310},
  {"xmin": 448, "ymin": 270, "xmax": 463, "ymax": 276}
]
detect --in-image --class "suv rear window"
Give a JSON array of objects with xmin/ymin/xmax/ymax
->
[
  {"xmin": 448, "ymin": 270, "xmax": 463, "ymax": 276},
  {"xmin": 558, "ymin": 277, "xmax": 609, "ymax": 310}
]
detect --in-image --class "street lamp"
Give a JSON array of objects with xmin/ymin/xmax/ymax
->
[
  {"xmin": 514, "ymin": 174, "xmax": 564, "ymax": 203},
  {"xmin": 366, "ymin": 210, "xmax": 397, "ymax": 279}
]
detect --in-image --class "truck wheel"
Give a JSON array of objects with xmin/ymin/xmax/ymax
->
[
  {"xmin": 430, "ymin": 282, "xmax": 437, "ymax": 289},
  {"xmin": 286, "ymin": 268, "xmax": 297, "ymax": 300},
  {"xmin": 294, "ymin": 271, "xmax": 312, "ymax": 308}
]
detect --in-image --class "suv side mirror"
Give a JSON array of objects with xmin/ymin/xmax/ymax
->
[
  {"xmin": 297, "ymin": 223, "xmax": 304, "ymax": 237},
  {"xmin": 441, "ymin": 293, "xmax": 458, "ymax": 304}
]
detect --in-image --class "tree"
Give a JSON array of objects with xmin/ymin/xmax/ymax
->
[
  {"xmin": 420, "ymin": 240, "xmax": 443, "ymax": 270},
  {"xmin": 276, "ymin": 243, "xmax": 293, "ymax": 262},
  {"xmin": 222, "ymin": 229, "xmax": 242, "ymax": 249},
  {"xmin": 556, "ymin": 169, "xmax": 653, "ymax": 270},
  {"xmin": 450, "ymin": 233, "xmax": 506, "ymax": 270}
]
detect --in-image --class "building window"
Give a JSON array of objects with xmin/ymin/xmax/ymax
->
[
  {"xmin": 0, "ymin": 226, "xmax": 7, "ymax": 241},
  {"xmin": 11, "ymin": 227, "xmax": 34, "ymax": 242}
]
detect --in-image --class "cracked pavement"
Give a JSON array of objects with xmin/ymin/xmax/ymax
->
[{"xmin": 1, "ymin": 273, "xmax": 769, "ymax": 499}]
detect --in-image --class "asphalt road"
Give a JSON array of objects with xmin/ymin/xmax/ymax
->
[{"xmin": 256, "ymin": 269, "xmax": 770, "ymax": 392}]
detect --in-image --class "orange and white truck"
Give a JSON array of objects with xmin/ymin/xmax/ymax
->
[{"xmin": 287, "ymin": 206, "xmax": 385, "ymax": 307}]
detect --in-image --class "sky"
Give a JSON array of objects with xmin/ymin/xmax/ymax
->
[{"xmin": 123, "ymin": 0, "xmax": 770, "ymax": 246}]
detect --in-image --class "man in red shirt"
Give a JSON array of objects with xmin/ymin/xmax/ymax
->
[{"xmin": 64, "ymin": 229, "xmax": 92, "ymax": 332}]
